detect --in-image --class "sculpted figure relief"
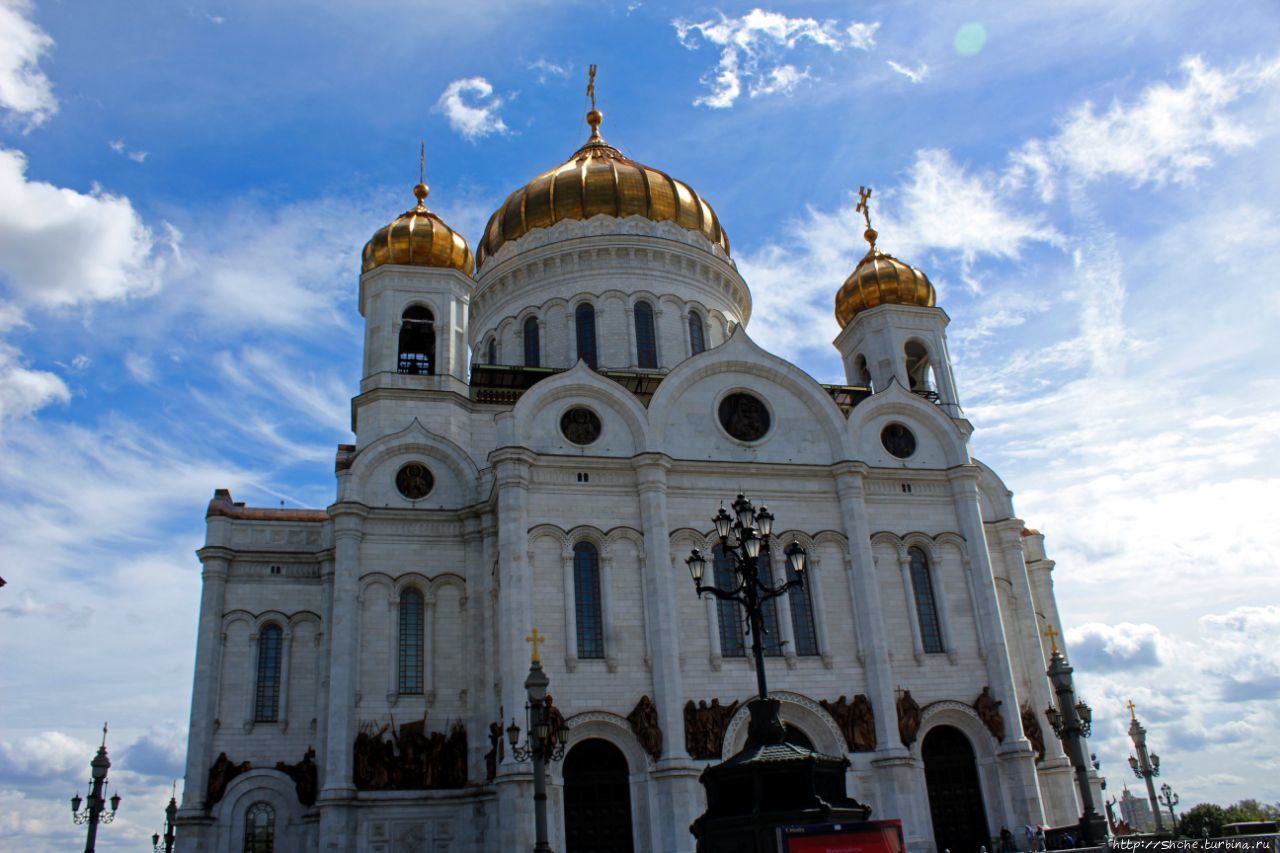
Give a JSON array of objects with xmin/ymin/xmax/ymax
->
[
  {"xmin": 1021, "ymin": 701, "xmax": 1045, "ymax": 762},
  {"xmin": 275, "ymin": 746, "xmax": 318, "ymax": 806},
  {"xmin": 484, "ymin": 720, "xmax": 505, "ymax": 782},
  {"xmin": 683, "ymin": 698, "xmax": 740, "ymax": 759},
  {"xmin": 206, "ymin": 752, "xmax": 251, "ymax": 808},
  {"xmin": 353, "ymin": 718, "xmax": 468, "ymax": 790},
  {"xmin": 543, "ymin": 694, "xmax": 568, "ymax": 744},
  {"xmin": 822, "ymin": 694, "xmax": 878, "ymax": 753},
  {"xmin": 974, "ymin": 686, "xmax": 1005, "ymax": 742},
  {"xmin": 626, "ymin": 695, "xmax": 663, "ymax": 761},
  {"xmin": 896, "ymin": 690, "xmax": 922, "ymax": 747}
]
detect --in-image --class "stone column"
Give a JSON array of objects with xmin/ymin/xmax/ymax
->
[
  {"xmin": 948, "ymin": 469, "xmax": 1043, "ymax": 828},
  {"xmin": 180, "ymin": 546, "xmax": 231, "ymax": 814},
  {"xmin": 318, "ymin": 502, "xmax": 367, "ymax": 850},
  {"xmin": 424, "ymin": 593, "xmax": 438, "ymax": 706},
  {"xmin": 634, "ymin": 453, "xmax": 702, "ymax": 853}
]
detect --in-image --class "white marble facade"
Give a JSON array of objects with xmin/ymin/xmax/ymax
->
[{"xmin": 178, "ymin": 193, "xmax": 1089, "ymax": 852}]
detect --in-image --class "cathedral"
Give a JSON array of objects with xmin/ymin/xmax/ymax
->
[{"xmin": 177, "ymin": 97, "xmax": 1094, "ymax": 852}]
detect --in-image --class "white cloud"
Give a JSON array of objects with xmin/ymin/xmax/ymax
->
[
  {"xmin": 108, "ymin": 138, "xmax": 149, "ymax": 163},
  {"xmin": 1066, "ymin": 622, "xmax": 1166, "ymax": 671},
  {"xmin": 886, "ymin": 59, "xmax": 928, "ymax": 83},
  {"xmin": 436, "ymin": 77, "xmax": 508, "ymax": 140},
  {"xmin": 0, "ymin": 731, "xmax": 92, "ymax": 782},
  {"xmin": 846, "ymin": 21, "xmax": 880, "ymax": 51},
  {"xmin": 673, "ymin": 9, "xmax": 854, "ymax": 108},
  {"xmin": 0, "ymin": 147, "xmax": 168, "ymax": 310},
  {"xmin": 0, "ymin": 342, "xmax": 68, "ymax": 423},
  {"xmin": 528, "ymin": 58, "xmax": 569, "ymax": 83},
  {"xmin": 0, "ymin": 0, "xmax": 56, "ymax": 128}
]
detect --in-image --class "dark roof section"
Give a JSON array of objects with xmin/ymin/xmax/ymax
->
[{"xmin": 206, "ymin": 489, "xmax": 328, "ymax": 522}]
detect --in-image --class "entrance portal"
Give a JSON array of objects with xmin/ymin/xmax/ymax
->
[
  {"xmin": 563, "ymin": 738, "xmax": 634, "ymax": 853},
  {"xmin": 923, "ymin": 725, "xmax": 990, "ymax": 853}
]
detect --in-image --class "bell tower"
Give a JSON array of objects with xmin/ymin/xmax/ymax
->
[{"xmin": 832, "ymin": 187, "xmax": 963, "ymax": 418}]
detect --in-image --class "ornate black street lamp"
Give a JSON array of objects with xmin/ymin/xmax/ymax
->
[
  {"xmin": 69, "ymin": 724, "xmax": 122, "ymax": 853},
  {"xmin": 686, "ymin": 494, "xmax": 806, "ymax": 745},
  {"xmin": 1041, "ymin": 626, "xmax": 1107, "ymax": 845},
  {"xmin": 1159, "ymin": 783, "xmax": 1180, "ymax": 835},
  {"xmin": 1126, "ymin": 701, "xmax": 1166, "ymax": 834},
  {"xmin": 153, "ymin": 783, "xmax": 177, "ymax": 852},
  {"xmin": 506, "ymin": 628, "xmax": 569, "ymax": 853}
]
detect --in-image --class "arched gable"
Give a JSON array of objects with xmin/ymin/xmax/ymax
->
[
  {"xmin": 972, "ymin": 457, "xmax": 1017, "ymax": 522},
  {"xmin": 721, "ymin": 690, "xmax": 846, "ymax": 758},
  {"xmin": 506, "ymin": 360, "xmax": 650, "ymax": 456},
  {"xmin": 846, "ymin": 380, "xmax": 970, "ymax": 468},
  {"xmin": 340, "ymin": 418, "xmax": 480, "ymax": 508}
]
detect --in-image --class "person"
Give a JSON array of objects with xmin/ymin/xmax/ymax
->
[
  {"xmin": 1062, "ymin": 832, "xmax": 1075, "ymax": 849},
  {"xmin": 1024, "ymin": 826, "xmax": 1036, "ymax": 851},
  {"xmin": 1034, "ymin": 826, "xmax": 1047, "ymax": 852},
  {"xmin": 1001, "ymin": 826, "xmax": 1016, "ymax": 852}
]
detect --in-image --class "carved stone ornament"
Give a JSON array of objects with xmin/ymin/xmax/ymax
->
[
  {"xmin": 718, "ymin": 393, "xmax": 771, "ymax": 442},
  {"xmin": 683, "ymin": 698, "xmax": 741, "ymax": 760},
  {"xmin": 1021, "ymin": 701, "xmax": 1046, "ymax": 762},
  {"xmin": 484, "ymin": 720, "xmax": 505, "ymax": 782},
  {"xmin": 274, "ymin": 746, "xmax": 318, "ymax": 806},
  {"xmin": 206, "ymin": 752, "xmax": 250, "ymax": 808},
  {"xmin": 353, "ymin": 718, "xmax": 467, "ymax": 790},
  {"xmin": 559, "ymin": 407, "xmax": 602, "ymax": 445},
  {"xmin": 820, "ymin": 694, "xmax": 877, "ymax": 753},
  {"xmin": 896, "ymin": 689, "xmax": 922, "ymax": 747},
  {"xmin": 974, "ymin": 686, "xmax": 1005, "ymax": 742},
  {"xmin": 395, "ymin": 462, "xmax": 435, "ymax": 500},
  {"xmin": 626, "ymin": 694, "xmax": 663, "ymax": 761}
]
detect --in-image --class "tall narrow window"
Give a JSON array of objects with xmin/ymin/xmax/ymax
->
[
  {"xmin": 398, "ymin": 306, "xmax": 435, "ymax": 375},
  {"xmin": 786, "ymin": 554, "xmax": 819, "ymax": 656},
  {"xmin": 243, "ymin": 801, "xmax": 275, "ymax": 853},
  {"xmin": 398, "ymin": 588, "xmax": 424, "ymax": 694},
  {"xmin": 689, "ymin": 312, "xmax": 706, "ymax": 355},
  {"xmin": 909, "ymin": 547, "xmax": 944, "ymax": 653},
  {"xmin": 573, "ymin": 542, "xmax": 605, "ymax": 659},
  {"xmin": 523, "ymin": 316, "xmax": 540, "ymax": 367},
  {"xmin": 713, "ymin": 546, "xmax": 745, "ymax": 657},
  {"xmin": 575, "ymin": 303, "xmax": 597, "ymax": 369},
  {"xmin": 756, "ymin": 551, "xmax": 783, "ymax": 657},
  {"xmin": 634, "ymin": 300, "xmax": 657, "ymax": 368},
  {"xmin": 487, "ymin": 338, "xmax": 497, "ymax": 365},
  {"xmin": 905, "ymin": 341, "xmax": 932, "ymax": 391},
  {"xmin": 253, "ymin": 624, "xmax": 282, "ymax": 723}
]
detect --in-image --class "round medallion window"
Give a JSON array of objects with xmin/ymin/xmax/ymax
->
[
  {"xmin": 718, "ymin": 392, "xmax": 771, "ymax": 442},
  {"xmin": 395, "ymin": 462, "xmax": 435, "ymax": 499},
  {"xmin": 560, "ymin": 407, "xmax": 602, "ymax": 445},
  {"xmin": 881, "ymin": 423, "xmax": 917, "ymax": 459}
]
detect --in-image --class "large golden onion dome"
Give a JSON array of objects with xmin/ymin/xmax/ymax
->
[
  {"xmin": 362, "ymin": 181, "xmax": 475, "ymax": 275},
  {"xmin": 834, "ymin": 200, "xmax": 935, "ymax": 327},
  {"xmin": 476, "ymin": 109, "xmax": 730, "ymax": 267}
]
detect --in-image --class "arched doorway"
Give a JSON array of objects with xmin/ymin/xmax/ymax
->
[
  {"xmin": 563, "ymin": 738, "xmax": 634, "ymax": 853},
  {"xmin": 923, "ymin": 725, "xmax": 990, "ymax": 853}
]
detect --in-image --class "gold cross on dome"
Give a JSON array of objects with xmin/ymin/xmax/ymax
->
[
  {"xmin": 1042, "ymin": 623, "xmax": 1060, "ymax": 654},
  {"xmin": 856, "ymin": 185, "xmax": 874, "ymax": 230},
  {"xmin": 1127, "ymin": 699, "xmax": 1137, "ymax": 719},
  {"xmin": 526, "ymin": 627, "xmax": 546, "ymax": 663},
  {"xmin": 587, "ymin": 64, "xmax": 598, "ymax": 111},
  {"xmin": 419, "ymin": 141, "xmax": 425, "ymax": 184}
]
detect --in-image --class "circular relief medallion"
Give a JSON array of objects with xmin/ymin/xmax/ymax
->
[
  {"xmin": 560, "ymin": 407, "xmax": 602, "ymax": 446},
  {"xmin": 881, "ymin": 423, "xmax": 917, "ymax": 459},
  {"xmin": 395, "ymin": 462, "xmax": 435, "ymax": 500},
  {"xmin": 718, "ymin": 392, "xmax": 771, "ymax": 442}
]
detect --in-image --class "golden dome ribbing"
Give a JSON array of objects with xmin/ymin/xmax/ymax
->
[
  {"xmin": 834, "ymin": 188, "xmax": 935, "ymax": 327},
  {"xmin": 362, "ymin": 181, "xmax": 475, "ymax": 275},
  {"xmin": 476, "ymin": 109, "xmax": 730, "ymax": 268}
]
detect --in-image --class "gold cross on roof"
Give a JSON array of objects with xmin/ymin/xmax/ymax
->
[
  {"xmin": 856, "ymin": 185, "xmax": 874, "ymax": 230},
  {"xmin": 1127, "ymin": 699, "xmax": 1137, "ymax": 719},
  {"xmin": 587, "ymin": 64, "xmax": 598, "ymax": 111},
  {"xmin": 526, "ymin": 627, "xmax": 546, "ymax": 663},
  {"xmin": 1042, "ymin": 623, "xmax": 1060, "ymax": 654}
]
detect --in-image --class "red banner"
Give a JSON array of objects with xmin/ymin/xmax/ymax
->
[{"xmin": 779, "ymin": 819, "xmax": 906, "ymax": 853}]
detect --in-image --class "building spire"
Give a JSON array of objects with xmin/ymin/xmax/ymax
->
[
  {"xmin": 856, "ymin": 185, "xmax": 878, "ymax": 251},
  {"xmin": 413, "ymin": 141, "xmax": 430, "ymax": 210},
  {"xmin": 586, "ymin": 63, "xmax": 603, "ymax": 140}
]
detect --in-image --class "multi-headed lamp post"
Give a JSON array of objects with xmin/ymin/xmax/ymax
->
[
  {"xmin": 152, "ymin": 783, "xmax": 178, "ymax": 852},
  {"xmin": 69, "ymin": 724, "xmax": 122, "ymax": 853},
  {"xmin": 1041, "ymin": 625, "xmax": 1106, "ymax": 845},
  {"xmin": 686, "ymin": 493, "xmax": 806, "ymax": 744},
  {"xmin": 1127, "ymin": 702, "xmax": 1166, "ymax": 833},
  {"xmin": 1159, "ymin": 783, "xmax": 1180, "ymax": 835},
  {"xmin": 506, "ymin": 628, "xmax": 569, "ymax": 853}
]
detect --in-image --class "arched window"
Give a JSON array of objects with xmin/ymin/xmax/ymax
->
[
  {"xmin": 253, "ymin": 624, "xmax": 282, "ymax": 723},
  {"xmin": 523, "ymin": 316, "xmax": 540, "ymax": 367},
  {"xmin": 243, "ymin": 801, "xmax": 275, "ymax": 853},
  {"xmin": 905, "ymin": 341, "xmax": 932, "ymax": 392},
  {"xmin": 487, "ymin": 337, "xmax": 497, "ymax": 366},
  {"xmin": 573, "ymin": 542, "xmax": 605, "ymax": 659},
  {"xmin": 854, "ymin": 354, "xmax": 872, "ymax": 389},
  {"xmin": 398, "ymin": 306, "xmax": 435, "ymax": 375},
  {"xmin": 575, "ymin": 303, "xmax": 597, "ymax": 369},
  {"xmin": 689, "ymin": 312, "xmax": 706, "ymax": 355},
  {"xmin": 786, "ymin": 552, "xmax": 819, "ymax": 656},
  {"xmin": 909, "ymin": 547, "xmax": 944, "ymax": 653},
  {"xmin": 634, "ymin": 300, "xmax": 657, "ymax": 368},
  {"xmin": 755, "ymin": 551, "xmax": 783, "ymax": 657},
  {"xmin": 713, "ymin": 546, "xmax": 745, "ymax": 658},
  {"xmin": 398, "ymin": 588, "xmax": 424, "ymax": 694}
]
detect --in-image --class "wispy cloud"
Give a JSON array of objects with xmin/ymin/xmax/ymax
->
[
  {"xmin": 528, "ymin": 58, "xmax": 569, "ymax": 83},
  {"xmin": 0, "ymin": 341, "xmax": 68, "ymax": 423},
  {"xmin": 673, "ymin": 9, "xmax": 878, "ymax": 108},
  {"xmin": 885, "ymin": 59, "xmax": 927, "ymax": 83},
  {"xmin": 0, "ymin": 0, "xmax": 57, "ymax": 128},
  {"xmin": 108, "ymin": 138, "xmax": 149, "ymax": 163},
  {"xmin": 436, "ymin": 76, "xmax": 508, "ymax": 140}
]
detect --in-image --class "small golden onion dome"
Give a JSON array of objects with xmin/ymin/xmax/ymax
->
[
  {"xmin": 362, "ymin": 181, "xmax": 475, "ymax": 275},
  {"xmin": 476, "ymin": 110, "xmax": 730, "ymax": 267},
  {"xmin": 834, "ymin": 226, "xmax": 936, "ymax": 327}
]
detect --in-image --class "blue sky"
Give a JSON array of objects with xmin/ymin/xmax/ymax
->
[{"xmin": 2, "ymin": 0, "xmax": 1279, "ymax": 848}]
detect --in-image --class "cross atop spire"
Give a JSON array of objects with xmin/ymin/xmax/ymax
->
[
  {"xmin": 1127, "ymin": 699, "xmax": 1137, "ymax": 719},
  {"xmin": 101, "ymin": 722, "xmax": 109, "ymax": 747},
  {"xmin": 855, "ymin": 185, "xmax": 878, "ymax": 250},
  {"xmin": 1042, "ymin": 623, "xmax": 1061, "ymax": 655},
  {"xmin": 526, "ymin": 627, "xmax": 546, "ymax": 663},
  {"xmin": 413, "ymin": 141, "xmax": 430, "ymax": 209},
  {"xmin": 587, "ymin": 64, "xmax": 598, "ymax": 112}
]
